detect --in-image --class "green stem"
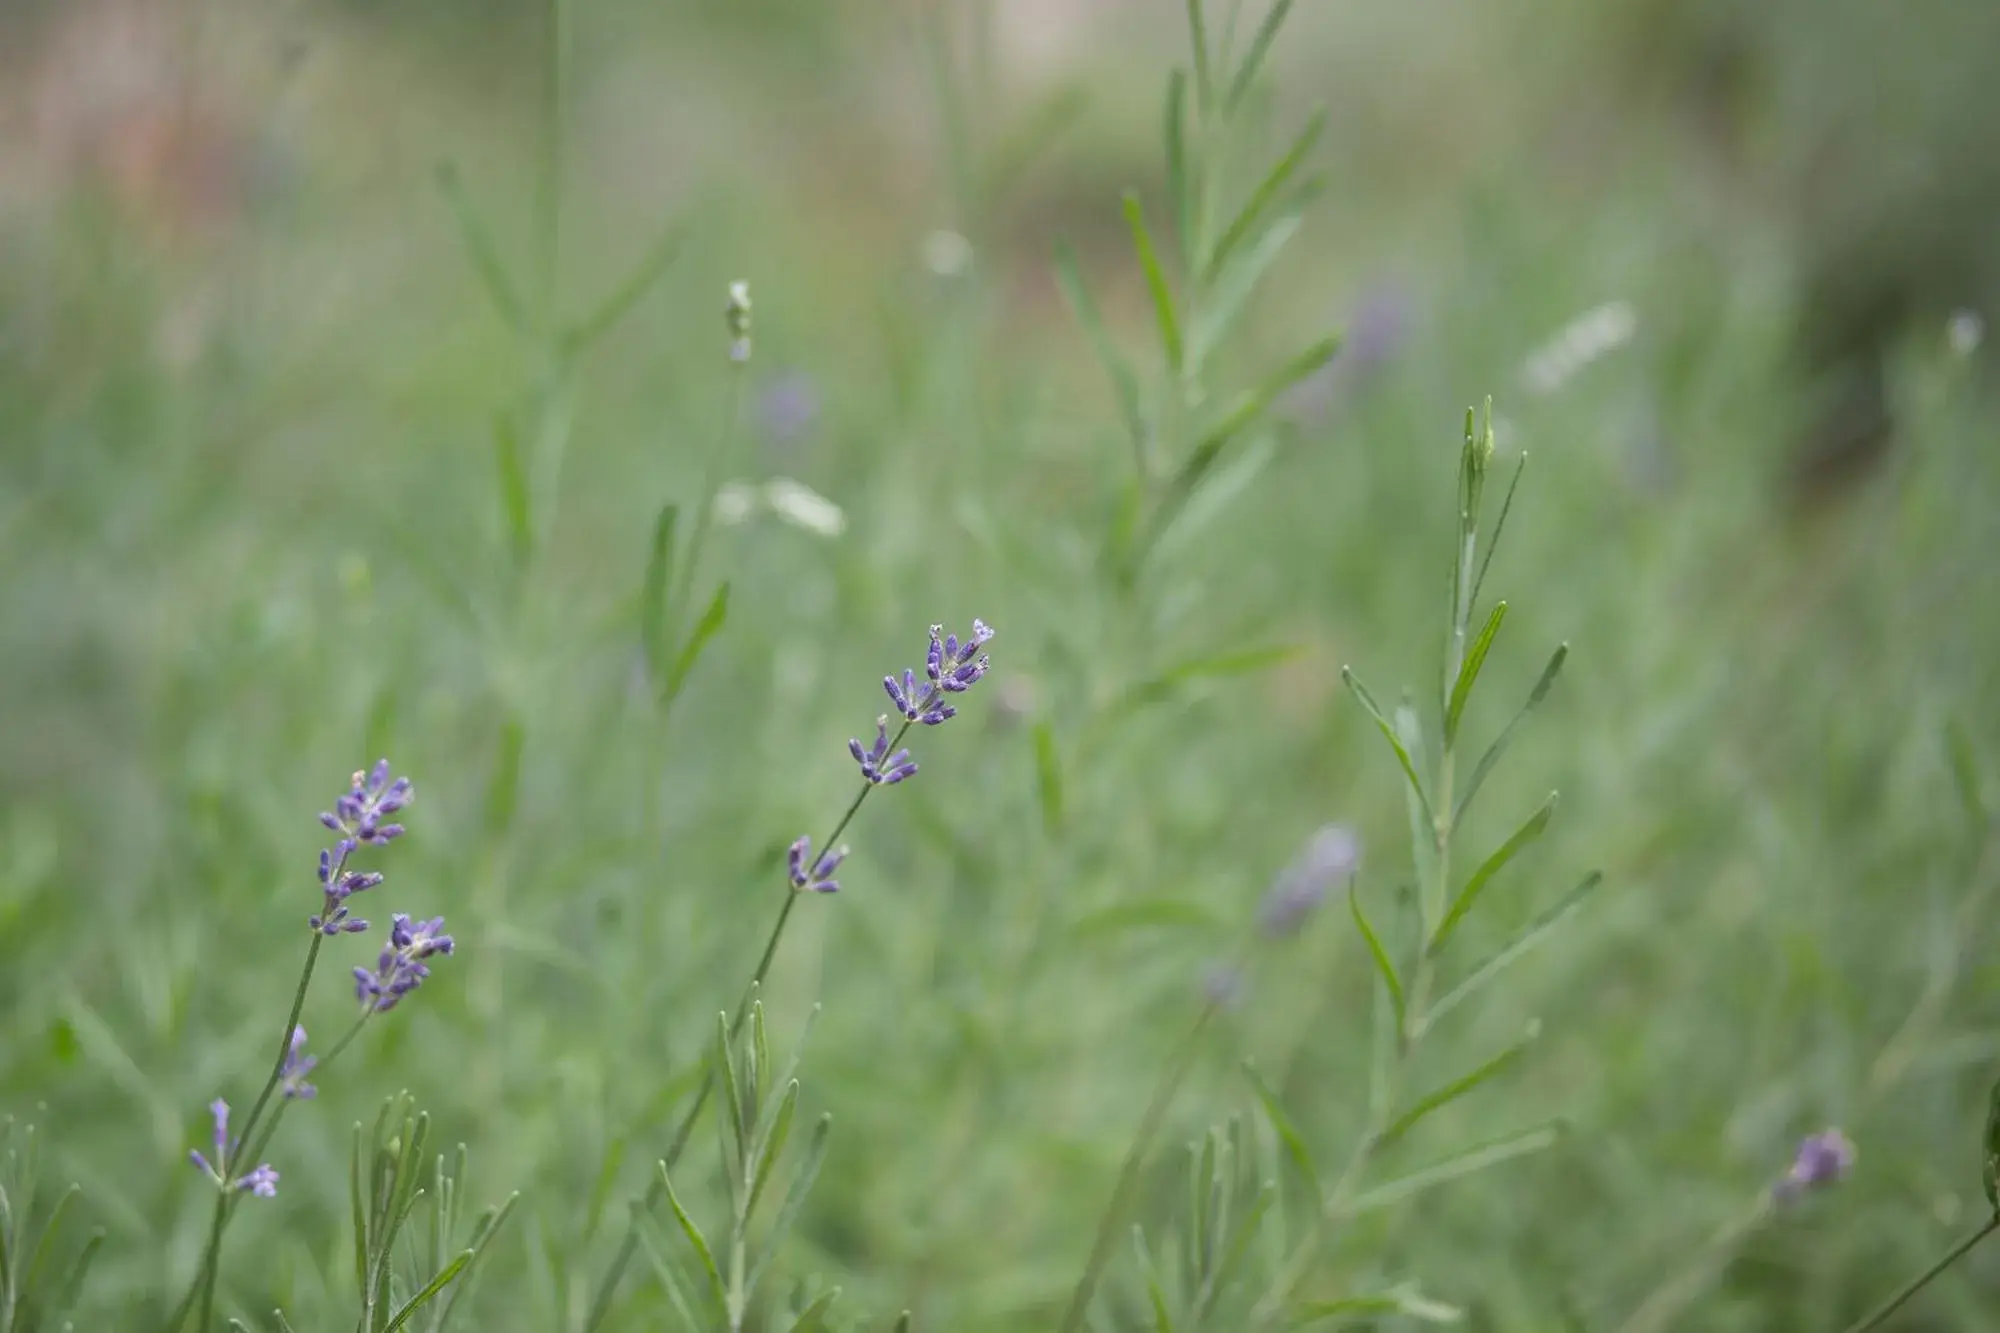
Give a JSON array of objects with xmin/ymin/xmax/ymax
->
[
  {"xmin": 576, "ymin": 759, "xmax": 895, "ymax": 1333},
  {"xmin": 1843, "ymin": 1215, "xmax": 2000, "ymax": 1333},
  {"xmin": 176, "ymin": 932, "xmax": 324, "ymax": 1332},
  {"xmin": 1613, "ymin": 1197, "xmax": 1774, "ymax": 1333},
  {"xmin": 663, "ymin": 363, "xmax": 747, "ymax": 699},
  {"xmin": 1056, "ymin": 996, "xmax": 1225, "ymax": 1333}
]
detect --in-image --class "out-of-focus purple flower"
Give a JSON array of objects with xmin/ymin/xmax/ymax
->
[
  {"xmin": 236, "ymin": 1164, "xmax": 280, "ymax": 1197},
  {"xmin": 353, "ymin": 913, "xmax": 455, "ymax": 1013},
  {"xmin": 849, "ymin": 716, "xmax": 919, "ymax": 786},
  {"xmin": 757, "ymin": 371, "xmax": 821, "ymax": 448},
  {"xmin": 884, "ymin": 620, "xmax": 993, "ymax": 726},
  {"xmin": 1774, "ymin": 1129, "xmax": 1856, "ymax": 1201},
  {"xmin": 787, "ymin": 836, "xmax": 848, "ymax": 893},
  {"xmin": 279, "ymin": 1027, "xmax": 317, "ymax": 1100},
  {"xmin": 188, "ymin": 1099, "xmax": 278, "ymax": 1197},
  {"xmin": 1256, "ymin": 824, "xmax": 1362, "ymax": 938},
  {"xmin": 312, "ymin": 760, "xmax": 412, "ymax": 936},
  {"xmin": 1202, "ymin": 963, "xmax": 1246, "ymax": 1009}
]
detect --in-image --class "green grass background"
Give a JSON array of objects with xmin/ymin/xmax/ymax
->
[{"xmin": 1, "ymin": 1, "xmax": 1998, "ymax": 1328}]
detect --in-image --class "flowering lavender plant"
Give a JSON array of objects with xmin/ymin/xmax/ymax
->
[
  {"xmin": 165, "ymin": 761, "xmax": 460, "ymax": 1333},
  {"xmin": 578, "ymin": 619, "xmax": 996, "ymax": 1333}
]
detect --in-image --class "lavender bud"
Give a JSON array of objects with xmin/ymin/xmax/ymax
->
[
  {"xmin": 280, "ymin": 1027, "xmax": 318, "ymax": 1100},
  {"xmin": 1257, "ymin": 824, "xmax": 1362, "ymax": 938},
  {"xmin": 1774, "ymin": 1129, "xmax": 1856, "ymax": 1201},
  {"xmin": 236, "ymin": 1164, "xmax": 280, "ymax": 1197}
]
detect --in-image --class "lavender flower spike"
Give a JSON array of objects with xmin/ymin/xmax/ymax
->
[
  {"xmin": 312, "ymin": 760, "xmax": 412, "ymax": 936},
  {"xmin": 850, "ymin": 715, "xmax": 919, "ymax": 786},
  {"xmin": 788, "ymin": 836, "xmax": 848, "ymax": 893},
  {"xmin": 353, "ymin": 913, "xmax": 455, "ymax": 1013},
  {"xmin": 188, "ymin": 1099, "xmax": 280, "ymax": 1197},
  {"xmin": 885, "ymin": 619, "xmax": 993, "ymax": 727},
  {"xmin": 280, "ymin": 1026, "xmax": 317, "ymax": 1100},
  {"xmin": 1257, "ymin": 824, "xmax": 1362, "ymax": 938},
  {"xmin": 1774, "ymin": 1128, "xmax": 1856, "ymax": 1201}
]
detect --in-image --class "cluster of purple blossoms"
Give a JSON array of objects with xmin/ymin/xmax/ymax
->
[
  {"xmin": 882, "ymin": 620, "xmax": 993, "ymax": 728},
  {"xmin": 354, "ymin": 914, "xmax": 456, "ymax": 1013},
  {"xmin": 849, "ymin": 718, "xmax": 918, "ymax": 787},
  {"xmin": 310, "ymin": 760, "xmax": 411, "ymax": 937},
  {"xmin": 188, "ymin": 1100, "xmax": 278, "ymax": 1198},
  {"xmin": 788, "ymin": 837, "xmax": 848, "ymax": 893},
  {"xmin": 1774, "ymin": 1128, "xmax": 1856, "ymax": 1202}
]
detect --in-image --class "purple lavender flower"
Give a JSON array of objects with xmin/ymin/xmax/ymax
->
[
  {"xmin": 279, "ymin": 1026, "xmax": 317, "ymax": 1100},
  {"xmin": 757, "ymin": 371, "xmax": 821, "ymax": 448},
  {"xmin": 311, "ymin": 761, "xmax": 411, "ymax": 936},
  {"xmin": 787, "ymin": 836, "xmax": 848, "ymax": 893},
  {"xmin": 884, "ymin": 620, "xmax": 993, "ymax": 727},
  {"xmin": 353, "ymin": 913, "xmax": 455, "ymax": 1013},
  {"xmin": 1256, "ymin": 824, "xmax": 1362, "ymax": 938},
  {"xmin": 849, "ymin": 716, "xmax": 919, "ymax": 786},
  {"xmin": 1774, "ymin": 1128, "xmax": 1856, "ymax": 1201},
  {"xmin": 188, "ymin": 1099, "xmax": 279, "ymax": 1197}
]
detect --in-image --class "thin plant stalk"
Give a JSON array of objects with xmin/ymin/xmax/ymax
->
[
  {"xmin": 1252, "ymin": 438, "xmax": 1487, "ymax": 1323},
  {"xmin": 1056, "ymin": 992, "xmax": 1228, "ymax": 1333},
  {"xmin": 665, "ymin": 362, "xmax": 749, "ymax": 689},
  {"xmin": 1612, "ymin": 1197, "xmax": 1775, "ymax": 1333},
  {"xmin": 577, "ymin": 729, "xmax": 908, "ymax": 1333},
  {"xmin": 175, "ymin": 933, "xmax": 326, "ymax": 1333},
  {"xmin": 1843, "ymin": 1216, "xmax": 2000, "ymax": 1333}
]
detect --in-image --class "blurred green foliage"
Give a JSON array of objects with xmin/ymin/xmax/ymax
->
[{"xmin": 1, "ymin": 0, "xmax": 1998, "ymax": 1329}]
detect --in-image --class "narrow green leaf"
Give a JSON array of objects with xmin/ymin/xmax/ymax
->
[
  {"xmin": 229, "ymin": 1321, "xmax": 254, "ymax": 1332},
  {"xmin": 1224, "ymin": 0, "xmax": 1297, "ymax": 110},
  {"xmin": 1185, "ymin": 0, "xmax": 1213, "ymax": 111},
  {"xmin": 982, "ymin": 82, "xmax": 1089, "ymax": 210},
  {"xmin": 566, "ymin": 219, "xmax": 687, "ymax": 353},
  {"xmin": 1444, "ymin": 601, "xmax": 1508, "ymax": 746},
  {"xmin": 1131, "ymin": 1227, "xmax": 1175, "ymax": 1333},
  {"xmin": 1983, "ymin": 1074, "xmax": 2000, "ymax": 1211},
  {"xmin": 350, "ymin": 1121, "xmax": 370, "ymax": 1299},
  {"xmin": 1426, "ymin": 871, "xmax": 1605, "ymax": 1030},
  {"xmin": 1948, "ymin": 718, "xmax": 1988, "ymax": 830},
  {"xmin": 893, "ymin": 1314, "xmax": 913, "ymax": 1333},
  {"xmin": 494, "ymin": 415, "xmax": 533, "ymax": 571},
  {"xmin": 1123, "ymin": 191, "xmax": 1183, "ymax": 374},
  {"xmin": 663, "ymin": 581, "xmax": 729, "ymax": 703},
  {"xmin": 1349, "ymin": 885, "xmax": 1407, "ymax": 1036},
  {"xmin": 1203, "ymin": 1177, "xmax": 1275, "ymax": 1317},
  {"xmin": 1289, "ymin": 1293, "xmax": 1404, "ymax": 1325},
  {"xmin": 1202, "ymin": 108, "xmax": 1326, "ymax": 282},
  {"xmin": 1341, "ymin": 1121, "xmax": 1566, "ymax": 1216},
  {"xmin": 273, "ymin": 1308, "xmax": 299, "ymax": 1333},
  {"xmin": 745, "ymin": 1114, "xmax": 832, "ymax": 1300},
  {"xmin": 1150, "ymin": 433, "xmax": 1280, "ymax": 563},
  {"xmin": 53, "ymin": 1227, "xmax": 104, "ymax": 1320},
  {"xmin": 1468, "ymin": 451, "xmax": 1527, "ymax": 612},
  {"xmin": 1190, "ymin": 333, "xmax": 1341, "ymax": 459},
  {"xmin": 1374, "ymin": 1023, "xmax": 1540, "ymax": 1152},
  {"xmin": 1340, "ymin": 667, "xmax": 1436, "ymax": 833},
  {"xmin": 383, "ymin": 1251, "xmax": 471, "ymax": 1333},
  {"xmin": 435, "ymin": 1193, "xmax": 519, "ymax": 1332},
  {"xmin": 584, "ymin": 1138, "xmax": 627, "ymax": 1245},
  {"xmin": 1033, "ymin": 721, "xmax": 1065, "ymax": 835},
  {"xmin": 636, "ymin": 1223, "xmax": 705, "ymax": 1332},
  {"xmin": 1242, "ymin": 1062, "xmax": 1320, "ymax": 1198},
  {"xmin": 714, "ymin": 1012, "xmax": 746, "ymax": 1170},
  {"xmin": 767, "ymin": 1006, "xmax": 822, "ymax": 1139},
  {"xmin": 1430, "ymin": 791, "xmax": 1558, "ymax": 956},
  {"xmin": 746, "ymin": 1079, "xmax": 800, "ymax": 1224},
  {"xmin": 751, "ymin": 1002, "xmax": 771, "ymax": 1120},
  {"xmin": 1164, "ymin": 69, "xmax": 1193, "ymax": 270},
  {"xmin": 640, "ymin": 505, "xmax": 679, "ymax": 682},
  {"xmin": 785, "ymin": 1288, "xmax": 842, "ymax": 1333},
  {"xmin": 1137, "ymin": 644, "xmax": 1305, "ymax": 696},
  {"xmin": 1053, "ymin": 241, "xmax": 1146, "ymax": 459},
  {"xmin": 657, "ymin": 1163, "xmax": 728, "ymax": 1313},
  {"xmin": 1069, "ymin": 899, "xmax": 1226, "ymax": 938},
  {"xmin": 19, "ymin": 1182, "xmax": 77, "ymax": 1303},
  {"xmin": 1454, "ymin": 642, "xmax": 1568, "ymax": 825},
  {"xmin": 435, "ymin": 162, "xmax": 527, "ymax": 333},
  {"xmin": 1187, "ymin": 213, "xmax": 1302, "ymax": 377}
]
